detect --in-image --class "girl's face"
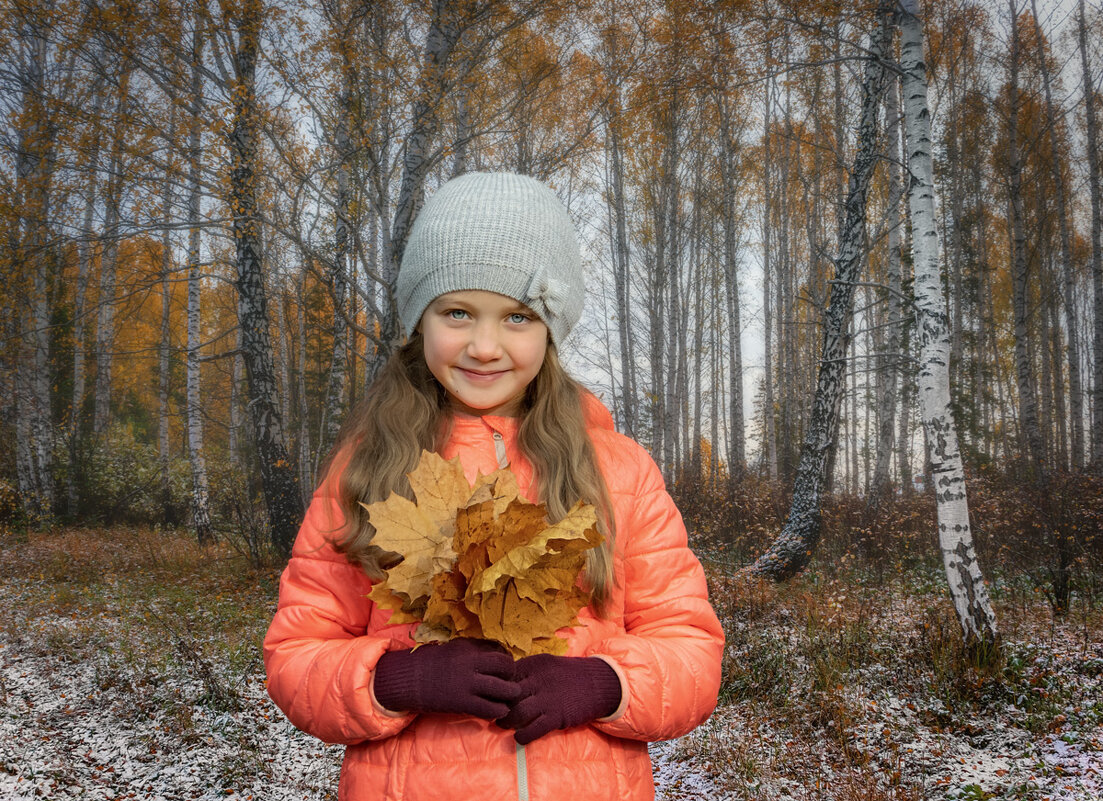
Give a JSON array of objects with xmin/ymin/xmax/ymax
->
[{"xmin": 420, "ymin": 290, "xmax": 549, "ymax": 417}]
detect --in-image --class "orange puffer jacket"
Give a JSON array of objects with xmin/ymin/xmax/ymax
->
[{"xmin": 263, "ymin": 398, "xmax": 724, "ymax": 800}]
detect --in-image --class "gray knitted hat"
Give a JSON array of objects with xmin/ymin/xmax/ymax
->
[{"xmin": 397, "ymin": 171, "xmax": 585, "ymax": 344}]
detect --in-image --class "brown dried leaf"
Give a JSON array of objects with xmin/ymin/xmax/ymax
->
[
  {"xmin": 368, "ymin": 583, "xmax": 422, "ymax": 625},
  {"xmin": 361, "ymin": 451, "xmax": 468, "ymax": 605},
  {"xmin": 470, "ymin": 468, "xmax": 522, "ymax": 517},
  {"xmin": 407, "ymin": 451, "xmax": 471, "ymax": 536},
  {"xmin": 469, "ymin": 500, "xmax": 599, "ymax": 596},
  {"xmin": 366, "ymin": 451, "xmax": 602, "ymax": 658}
]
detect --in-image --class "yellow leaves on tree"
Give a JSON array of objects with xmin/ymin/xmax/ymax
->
[{"xmin": 362, "ymin": 450, "xmax": 602, "ymax": 658}]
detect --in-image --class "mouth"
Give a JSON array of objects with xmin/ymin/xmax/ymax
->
[{"xmin": 457, "ymin": 367, "xmax": 508, "ymax": 381}]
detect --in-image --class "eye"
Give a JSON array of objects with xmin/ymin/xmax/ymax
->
[
  {"xmin": 508, "ymin": 312, "xmax": 530, "ymax": 324},
  {"xmin": 446, "ymin": 309, "xmax": 469, "ymax": 320}
]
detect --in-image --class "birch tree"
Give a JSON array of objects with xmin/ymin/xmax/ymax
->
[
  {"xmin": 11, "ymin": 5, "xmax": 56, "ymax": 519},
  {"xmin": 899, "ymin": 0, "xmax": 998, "ymax": 648},
  {"xmin": 1080, "ymin": 0, "xmax": 1103, "ymax": 469},
  {"xmin": 1029, "ymin": 0, "xmax": 1082, "ymax": 469},
  {"xmin": 158, "ymin": 107, "xmax": 177, "ymax": 518},
  {"xmin": 93, "ymin": 65, "xmax": 133, "ymax": 436},
  {"xmin": 225, "ymin": 0, "xmax": 302, "ymax": 556},
  {"xmin": 68, "ymin": 68, "xmax": 105, "ymax": 516},
  {"xmin": 1005, "ymin": 0, "xmax": 1046, "ymax": 476},
  {"xmin": 750, "ymin": 3, "xmax": 892, "ymax": 580},
  {"xmin": 869, "ymin": 69, "xmax": 905, "ymax": 505},
  {"xmin": 185, "ymin": 12, "xmax": 211, "ymax": 545}
]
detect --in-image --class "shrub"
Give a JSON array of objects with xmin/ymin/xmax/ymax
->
[{"xmin": 57, "ymin": 422, "xmax": 192, "ymax": 527}]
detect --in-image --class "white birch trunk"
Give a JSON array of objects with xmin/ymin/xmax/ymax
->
[
  {"xmin": 324, "ymin": 71, "xmax": 352, "ymax": 451},
  {"xmin": 1006, "ymin": 0, "xmax": 1046, "ymax": 474},
  {"xmin": 229, "ymin": 330, "xmax": 242, "ymax": 465},
  {"xmin": 604, "ymin": 62, "xmax": 637, "ymax": 436},
  {"xmin": 93, "ymin": 70, "xmax": 131, "ymax": 436},
  {"xmin": 14, "ymin": 16, "xmax": 55, "ymax": 518},
  {"xmin": 68, "ymin": 78, "xmax": 104, "ymax": 516},
  {"xmin": 185, "ymin": 17, "xmax": 211, "ymax": 544},
  {"xmin": 719, "ymin": 91, "xmax": 745, "ymax": 474},
  {"xmin": 159, "ymin": 108, "xmax": 176, "ymax": 519},
  {"xmin": 762, "ymin": 37, "xmax": 778, "ymax": 481},
  {"xmin": 899, "ymin": 0, "xmax": 998, "ymax": 647},
  {"xmin": 296, "ymin": 271, "xmax": 314, "ymax": 500},
  {"xmin": 870, "ymin": 71, "xmax": 904, "ymax": 503},
  {"xmin": 1079, "ymin": 0, "xmax": 1103, "ymax": 467}
]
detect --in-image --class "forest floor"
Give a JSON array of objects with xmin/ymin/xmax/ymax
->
[{"xmin": 0, "ymin": 526, "xmax": 1100, "ymax": 801}]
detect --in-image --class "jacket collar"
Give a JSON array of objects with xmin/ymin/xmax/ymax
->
[{"xmin": 446, "ymin": 390, "xmax": 615, "ymax": 439}]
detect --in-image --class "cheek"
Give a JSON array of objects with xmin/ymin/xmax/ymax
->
[
  {"xmin": 520, "ymin": 338, "xmax": 548, "ymax": 373},
  {"xmin": 420, "ymin": 326, "xmax": 457, "ymax": 379}
]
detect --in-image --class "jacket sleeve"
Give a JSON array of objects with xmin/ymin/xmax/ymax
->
[
  {"xmin": 590, "ymin": 445, "xmax": 724, "ymax": 742},
  {"xmin": 263, "ymin": 483, "xmax": 416, "ymax": 746}
]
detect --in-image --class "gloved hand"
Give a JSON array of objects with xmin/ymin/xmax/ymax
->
[
  {"xmin": 496, "ymin": 654, "xmax": 622, "ymax": 745},
  {"xmin": 373, "ymin": 638, "xmax": 521, "ymax": 719}
]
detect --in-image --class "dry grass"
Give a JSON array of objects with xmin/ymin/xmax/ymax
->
[{"xmin": 3, "ymin": 521, "xmax": 1102, "ymax": 800}]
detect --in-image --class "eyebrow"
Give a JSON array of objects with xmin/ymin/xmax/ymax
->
[{"xmin": 432, "ymin": 294, "xmax": 532, "ymax": 313}]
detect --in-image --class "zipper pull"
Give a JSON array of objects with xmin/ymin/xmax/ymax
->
[{"xmin": 492, "ymin": 431, "xmax": 508, "ymax": 468}]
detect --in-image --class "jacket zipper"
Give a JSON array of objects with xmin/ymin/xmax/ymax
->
[
  {"xmin": 516, "ymin": 742, "xmax": 529, "ymax": 801},
  {"xmin": 491, "ymin": 429, "xmax": 529, "ymax": 801}
]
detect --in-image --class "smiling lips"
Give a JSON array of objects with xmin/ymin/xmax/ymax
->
[{"xmin": 458, "ymin": 367, "xmax": 509, "ymax": 382}]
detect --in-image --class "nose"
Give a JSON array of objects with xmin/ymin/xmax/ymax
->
[{"xmin": 466, "ymin": 320, "xmax": 503, "ymax": 362}]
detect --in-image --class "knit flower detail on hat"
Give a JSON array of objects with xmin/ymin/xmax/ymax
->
[{"xmin": 526, "ymin": 268, "xmax": 571, "ymax": 320}]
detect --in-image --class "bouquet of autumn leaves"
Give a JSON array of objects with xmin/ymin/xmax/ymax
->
[{"xmin": 362, "ymin": 450, "xmax": 604, "ymax": 658}]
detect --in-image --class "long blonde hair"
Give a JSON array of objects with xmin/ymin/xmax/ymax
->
[{"xmin": 327, "ymin": 333, "xmax": 616, "ymax": 605}]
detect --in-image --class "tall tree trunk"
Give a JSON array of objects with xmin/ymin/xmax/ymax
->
[
  {"xmin": 185, "ymin": 17, "xmax": 212, "ymax": 545},
  {"xmin": 719, "ymin": 90, "xmax": 745, "ymax": 475},
  {"xmin": 325, "ymin": 63, "xmax": 353, "ymax": 451},
  {"xmin": 870, "ymin": 70, "xmax": 905, "ymax": 504},
  {"xmin": 690, "ymin": 184, "xmax": 704, "ymax": 482},
  {"xmin": 1030, "ymin": 0, "xmax": 1083, "ymax": 469},
  {"xmin": 14, "ymin": 11, "xmax": 56, "ymax": 519},
  {"xmin": 68, "ymin": 76, "xmax": 105, "ymax": 517},
  {"xmin": 229, "ymin": 330, "xmax": 242, "ymax": 464},
  {"xmin": 1007, "ymin": 0, "xmax": 1046, "ymax": 476},
  {"xmin": 1079, "ymin": 0, "xmax": 1103, "ymax": 468},
  {"xmin": 228, "ymin": 1, "xmax": 302, "ymax": 557},
  {"xmin": 749, "ymin": 5, "xmax": 892, "ymax": 579},
  {"xmin": 158, "ymin": 108, "xmax": 177, "ymax": 523},
  {"xmin": 897, "ymin": 312, "xmax": 915, "ymax": 495},
  {"xmin": 763, "ymin": 41, "xmax": 778, "ymax": 481},
  {"xmin": 93, "ymin": 68, "xmax": 131, "ymax": 436},
  {"xmin": 900, "ymin": 0, "xmax": 998, "ymax": 648},
  {"xmin": 606, "ymin": 76, "xmax": 637, "ymax": 436},
  {"xmin": 296, "ymin": 271, "xmax": 315, "ymax": 501}
]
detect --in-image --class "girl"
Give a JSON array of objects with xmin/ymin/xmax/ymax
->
[{"xmin": 264, "ymin": 171, "xmax": 724, "ymax": 801}]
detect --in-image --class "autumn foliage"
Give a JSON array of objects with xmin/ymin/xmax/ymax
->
[{"xmin": 364, "ymin": 451, "xmax": 602, "ymax": 657}]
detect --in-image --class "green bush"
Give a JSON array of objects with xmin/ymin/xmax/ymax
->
[{"xmin": 60, "ymin": 422, "xmax": 192, "ymax": 526}]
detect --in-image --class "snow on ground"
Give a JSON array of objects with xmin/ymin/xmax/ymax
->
[
  {"xmin": 3, "ymin": 618, "xmax": 1102, "ymax": 800},
  {"xmin": 0, "ymin": 627, "xmax": 341, "ymax": 801},
  {"xmin": 1, "ymin": 531, "xmax": 1101, "ymax": 801}
]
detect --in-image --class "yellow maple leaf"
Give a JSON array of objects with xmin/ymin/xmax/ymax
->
[
  {"xmin": 469, "ymin": 468, "xmax": 522, "ymax": 517},
  {"xmin": 469, "ymin": 500, "xmax": 599, "ymax": 596},
  {"xmin": 360, "ymin": 451, "xmax": 468, "ymax": 614},
  {"xmin": 461, "ymin": 499, "xmax": 602, "ymax": 658},
  {"xmin": 364, "ymin": 451, "xmax": 602, "ymax": 657},
  {"xmin": 368, "ymin": 583, "xmax": 421, "ymax": 625},
  {"xmin": 408, "ymin": 451, "xmax": 472, "ymax": 534}
]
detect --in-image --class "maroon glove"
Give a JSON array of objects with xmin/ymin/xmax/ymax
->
[
  {"xmin": 373, "ymin": 638, "xmax": 521, "ymax": 719},
  {"xmin": 496, "ymin": 654, "xmax": 622, "ymax": 744}
]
